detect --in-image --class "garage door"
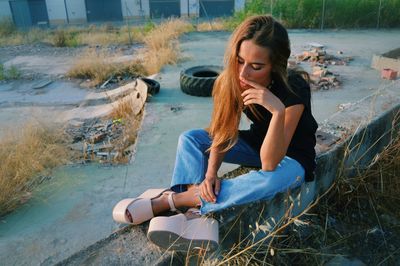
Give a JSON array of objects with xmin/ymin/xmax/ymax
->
[
  {"xmin": 149, "ymin": 0, "xmax": 180, "ymax": 19},
  {"xmin": 28, "ymin": 0, "xmax": 49, "ymax": 25},
  {"xmin": 199, "ymin": 0, "xmax": 234, "ymax": 17},
  {"xmin": 85, "ymin": 0, "xmax": 123, "ymax": 22},
  {"xmin": 9, "ymin": 0, "xmax": 49, "ymax": 28}
]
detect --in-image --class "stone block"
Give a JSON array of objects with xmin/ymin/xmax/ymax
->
[{"xmin": 381, "ymin": 68, "xmax": 398, "ymax": 80}]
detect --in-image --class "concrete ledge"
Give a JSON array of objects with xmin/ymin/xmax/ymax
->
[
  {"xmin": 58, "ymin": 79, "xmax": 147, "ymax": 122},
  {"xmin": 54, "ymin": 225, "xmax": 173, "ymax": 266},
  {"xmin": 371, "ymin": 47, "xmax": 400, "ymax": 72},
  {"xmin": 79, "ymin": 80, "xmax": 141, "ymax": 107},
  {"xmin": 60, "ymin": 81, "xmax": 399, "ymax": 263}
]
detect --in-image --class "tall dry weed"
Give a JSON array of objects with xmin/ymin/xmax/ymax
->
[
  {"xmin": 0, "ymin": 121, "xmax": 69, "ymax": 217},
  {"xmin": 141, "ymin": 44, "xmax": 180, "ymax": 74},
  {"xmin": 107, "ymin": 92, "xmax": 145, "ymax": 163},
  {"xmin": 68, "ymin": 48, "xmax": 116, "ymax": 87},
  {"xmin": 113, "ymin": 112, "xmax": 143, "ymax": 163},
  {"xmin": 110, "ymin": 93, "xmax": 143, "ymax": 120},
  {"xmin": 143, "ymin": 18, "xmax": 193, "ymax": 50},
  {"xmin": 140, "ymin": 19, "xmax": 192, "ymax": 74}
]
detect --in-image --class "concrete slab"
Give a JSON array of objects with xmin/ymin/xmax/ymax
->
[
  {"xmin": 372, "ymin": 47, "xmax": 400, "ymax": 72},
  {"xmin": 59, "ymin": 79, "xmax": 148, "ymax": 122},
  {"xmin": 4, "ymin": 55, "xmax": 76, "ymax": 76},
  {"xmin": 0, "ymin": 29, "xmax": 400, "ymax": 265},
  {"xmin": 0, "ymin": 80, "xmax": 87, "ymax": 107}
]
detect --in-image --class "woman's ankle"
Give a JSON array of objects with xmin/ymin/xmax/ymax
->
[
  {"xmin": 174, "ymin": 189, "xmax": 201, "ymax": 209},
  {"xmin": 151, "ymin": 194, "xmax": 170, "ymax": 215}
]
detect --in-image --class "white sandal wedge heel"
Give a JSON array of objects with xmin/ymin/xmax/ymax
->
[
  {"xmin": 147, "ymin": 209, "xmax": 219, "ymax": 252},
  {"xmin": 113, "ymin": 188, "xmax": 175, "ymax": 225}
]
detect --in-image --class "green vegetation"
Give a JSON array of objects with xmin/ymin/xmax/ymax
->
[
  {"xmin": 0, "ymin": 64, "xmax": 21, "ymax": 80},
  {"xmin": 225, "ymin": 0, "xmax": 400, "ymax": 29},
  {"xmin": 52, "ymin": 29, "xmax": 79, "ymax": 47},
  {"xmin": 0, "ymin": 18, "xmax": 16, "ymax": 37}
]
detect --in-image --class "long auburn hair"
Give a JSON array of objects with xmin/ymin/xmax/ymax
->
[{"xmin": 207, "ymin": 15, "xmax": 292, "ymax": 152}]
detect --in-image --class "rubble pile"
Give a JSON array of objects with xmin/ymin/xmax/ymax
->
[
  {"xmin": 65, "ymin": 118, "xmax": 125, "ymax": 161},
  {"xmin": 310, "ymin": 65, "xmax": 340, "ymax": 91},
  {"xmin": 296, "ymin": 46, "xmax": 352, "ymax": 66},
  {"xmin": 293, "ymin": 43, "xmax": 352, "ymax": 91}
]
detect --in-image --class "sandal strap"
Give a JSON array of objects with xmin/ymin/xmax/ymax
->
[{"xmin": 167, "ymin": 192, "xmax": 178, "ymax": 212}]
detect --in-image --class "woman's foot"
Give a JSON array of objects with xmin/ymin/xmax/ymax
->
[
  {"xmin": 121, "ymin": 187, "xmax": 202, "ymax": 224},
  {"xmin": 151, "ymin": 193, "xmax": 173, "ymax": 215},
  {"xmin": 150, "ymin": 187, "xmax": 201, "ymax": 217}
]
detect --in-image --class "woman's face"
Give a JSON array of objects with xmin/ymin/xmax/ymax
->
[{"xmin": 237, "ymin": 40, "xmax": 273, "ymax": 90}]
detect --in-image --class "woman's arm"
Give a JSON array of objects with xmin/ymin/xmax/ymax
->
[
  {"xmin": 260, "ymin": 104, "xmax": 304, "ymax": 170},
  {"xmin": 200, "ymin": 146, "xmax": 226, "ymax": 203},
  {"xmin": 240, "ymin": 77, "xmax": 304, "ymax": 171}
]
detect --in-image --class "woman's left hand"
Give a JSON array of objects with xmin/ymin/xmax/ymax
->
[{"xmin": 240, "ymin": 77, "xmax": 285, "ymax": 114}]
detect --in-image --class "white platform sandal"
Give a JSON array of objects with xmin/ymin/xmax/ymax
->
[
  {"xmin": 147, "ymin": 208, "xmax": 219, "ymax": 252},
  {"xmin": 112, "ymin": 188, "xmax": 178, "ymax": 225}
]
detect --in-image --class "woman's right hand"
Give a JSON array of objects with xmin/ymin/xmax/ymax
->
[{"xmin": 199, "ymin": 174, "xmax": 220, "ymax": 203}]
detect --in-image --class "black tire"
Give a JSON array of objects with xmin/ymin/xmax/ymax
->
[
  {"xmin": 140, "ymin": 77, "xmax": 160, "ymax": 95},
  {"xmin": 180, "ymin": 65, "xmax": 223, "ymax": 97}
]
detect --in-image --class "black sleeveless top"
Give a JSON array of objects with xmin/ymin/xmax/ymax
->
[{"xmin": 239, "ymin": 72, "xmax": 318, "ymax": 182}]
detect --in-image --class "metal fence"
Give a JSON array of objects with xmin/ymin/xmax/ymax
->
[
  {"xmin": 266, "ymin": 0, "xmax": 399, "ymax": 29},
  {"xmin": 2, "ymin": 0, "xmax": 400, "ymax": 29}
]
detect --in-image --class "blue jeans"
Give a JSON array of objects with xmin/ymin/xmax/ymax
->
[{"xmin": 170, "ymin": 129, "xmax": 305, "ymax": 215}]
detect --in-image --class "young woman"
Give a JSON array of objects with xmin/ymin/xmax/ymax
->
[{"xmin": 113, "ymin": 15, "xmax": 318, "ymax": 250}]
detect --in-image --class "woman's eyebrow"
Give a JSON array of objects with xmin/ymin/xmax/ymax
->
[{"xmin": 237, "ymin": 54, "xmax": 266, "ymax": 66}]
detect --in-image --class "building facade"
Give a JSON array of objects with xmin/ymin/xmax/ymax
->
[{"xmin": 0, "ymin": 0, "xmax": 245, "ymax": 27}]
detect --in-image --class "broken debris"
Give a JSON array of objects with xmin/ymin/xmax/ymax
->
[
  {"xmin": 310, "ymin": 65, "xmax": 341, "ymax": 91},
  {"xmin": 296, "ymin": 46, "xmax": 352, "ymax": 66},
  {"xmin": 65, "ymin": 118, "xmax": 126, "ymax": 161}
]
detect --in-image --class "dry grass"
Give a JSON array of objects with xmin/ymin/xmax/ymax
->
[
  {"xmin": 0, "ymin": 27, "xmax": 49, "ymax": 46},
  {"xmin": 143, "ymin": 18, "xmax": 193, "ymax": 50},
  {"xmin": 67, "ymin": 48, "xmax": 147, "ymax": 87},
  {"xmin": 68, "ymin": 48, "xmax": 117, "ymax": 87},
  {"xmin": 103, "ymin": 86, "xmax": 147, "ymax": 163},
  {"xmin": 0, "ymin": 121, "xmax": 70, "ymax": 217},
  {"xmin": 0, "ymin": 33, "xmax": 24, "ymax": 46},
  {"xmin": 68, "ymin": 19, "xmax": 193, "ymax": 84},
  {"xmin": 109, "ymin": 93, "xmax": 144, "ymax": 120},
  {"xmin": 76, "ymin": 28, "xmax": 143, "ymax": 46},
  {"xmin": 112, "ymin": 111, "xmax": 143, "ymax": 163},
  {"xmin": 141, "ymin": 44, "xmax": 180, "ymax": 75},
  {"xmin": 196, "ymin": 20, "xmax": 227, "ymax": 31},
  {"xmin": 0, "ymin": 21, "xmax": 159, "ymax": 47},
  {"xmin": 140, "ymin": 18, "xmax": 193, "ymax": 75}
]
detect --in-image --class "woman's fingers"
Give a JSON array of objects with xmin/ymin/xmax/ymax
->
[
  {"xmin": 200, "ymin": 179, "xmax": 217, "ymax": 203},
  {"xmin": 214, "ymin": 179, "xmax": 221, "ymax": 196},
  {"xmin": 200, "ymin": 181, "xmax": 211, "ymax": 202},
  {"xmin": 206, "ymin": 180, "xmax": 216, "ymax": 202},
  {"xmin": 242, "ymin": 89, "xmax": 264, "ymax": 105},
  {"xmin": 240, "ymin": 77, "xmax": 264, "ymax": 89}
]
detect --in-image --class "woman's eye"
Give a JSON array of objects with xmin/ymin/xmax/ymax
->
[
  {"xmin": 237, "ymin": 58, "xmax": 244, "ymax": 64},
  {"xmin": 252, "ymin": 65, "xmax": 262, "ymax": 70}
]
